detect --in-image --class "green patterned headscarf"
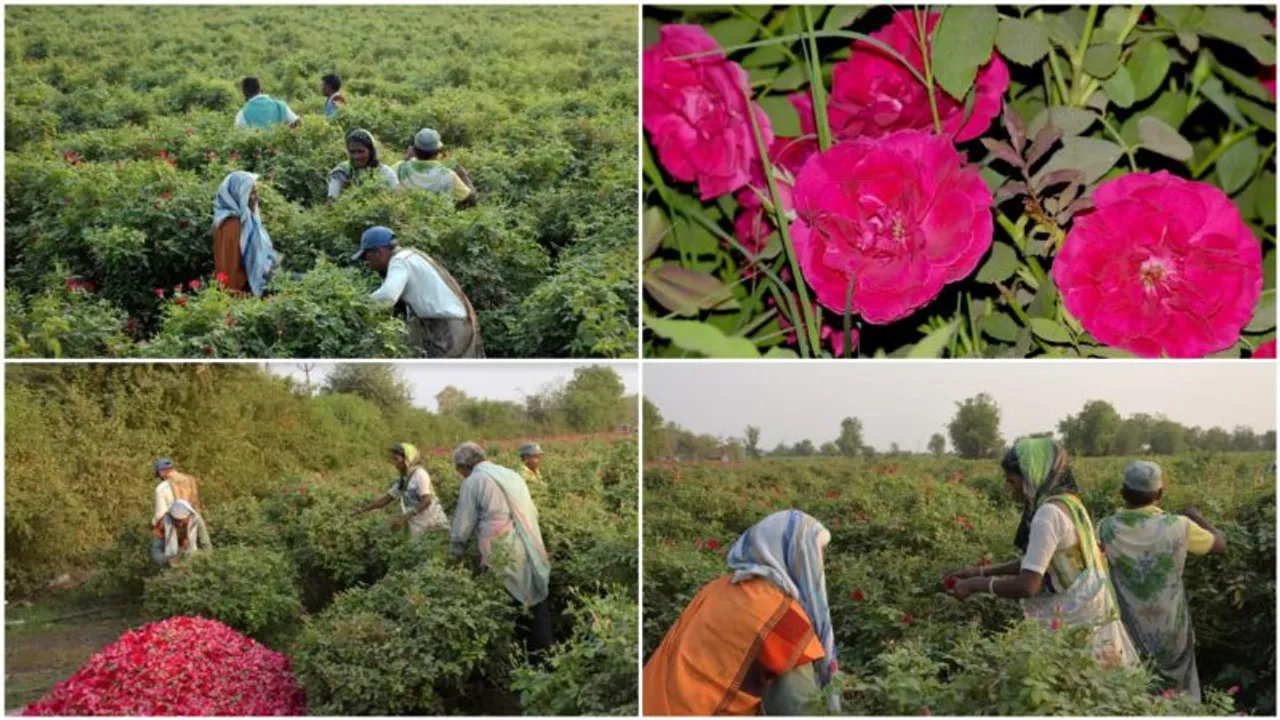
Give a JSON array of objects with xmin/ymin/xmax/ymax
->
[
  {"xmin": 1005, "ymin": 437, "xmax": 1078, "ymax": 551},
  {"xmin": 392, "ymin": 442, "xmax": 423, "ymax": 491}
]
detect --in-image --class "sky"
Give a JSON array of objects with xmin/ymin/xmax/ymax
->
[
  {"xmin": 267, "ymin": 362, "xmax": 638, "ymax": 411},
  {"xmin": 644, "ymin": 362, "xmax": 1277, "ymax": 451}
]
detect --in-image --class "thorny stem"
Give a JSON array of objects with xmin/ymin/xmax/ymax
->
[
  {"xmin": 914, "ymin": 6, "xmax": 944, "ymax": 135},
  {"xmin": 1068, "ymin": 4, "xmax": 1099, "ymax": 102}
]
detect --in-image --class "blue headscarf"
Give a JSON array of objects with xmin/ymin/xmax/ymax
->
[
  {"xmin": 727, "ymin": 509, "xmax": 839, "ymax": 711},
  {"xmin": 212, "ymin": 171, "xmax": 278, "ymax": 297}
]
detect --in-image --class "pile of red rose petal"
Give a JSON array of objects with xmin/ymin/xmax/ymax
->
[{"xmin": 22, "ymin": 616, "xmax": 306, "ymax": 716}]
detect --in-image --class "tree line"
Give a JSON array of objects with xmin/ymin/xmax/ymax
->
[{"xmin": 643, "ymin": 394, "xmax": 1275, "ymax": 462}]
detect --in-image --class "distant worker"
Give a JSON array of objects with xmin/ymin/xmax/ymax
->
[
  {"xmin": 449, "ymin": 442, "xmax": 553, "ymax": 656},
  {"xmin": 518, "ymin": 442, "xmax": 544, "ymax": 485},
  {"xmin": 150, "ymin": 500, "xmax": 211, "ymax": 568},
  {"xmin": 321, "ymin": 73, "xmax": 346, "ymax": 118},
  {"xmin": 644, "ymin": 510, "xmax": 840, "ymax": 715},
  {"xmin": 152, "ymin": 458, "xmax": 205, "ymax": 526},
  {"xmin": 944, "ymin": 438, "xmax": 1137, "ymax": 667},
  {"xmin": 329, "ymin": 128, "xmax": 398, "ymax": 200},
  {"xmin": 396, "ymin": 128, "xmax": 477, "ymax": 207},
  {"xmin": 352, "ymin": 226, "xmax": 484, "ymax": 358},
  {"xmin": 350, "ymin": 442, "xmax": 449, "ymax": 537},
  {"xmin": 212, "ymin": 171, "xmax": 280, "ymax": 297},
  {"xmin": 234, "ymin": 76, "xmax": 300, "ymax": 130},
  {"xmin": 1098, "ymin": 461, "xmax": 1227, "ymax": 701}
]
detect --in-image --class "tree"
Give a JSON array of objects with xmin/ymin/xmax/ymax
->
[
  {"xmin": 889, "ymin": 442, "xmax": 901, "ymax": 456},
  {"xmin": 770, "ymin": 442, "xmax": 790, "ymax": 456},
  {"xmin": 948, "ymin": 393, "xmax": 1003, "ymax": 459},
  {"xmin": 724, "ymin": 439, "xmax": 745, "ymax": 462},
  {"xmin": 642, "ymin": 397, "xmax": 670, "ymax": 461},
  {"xmin": 1201, "ymin": 426, "xmax": 1232, "ymax": 453},
  {"xmin": 1263, "ymin": 430, "xmax": 1277, "ymax": 451},
  {"xmin": 562, "ymin": 366, "xmax": 625, "ymax": 432},
  {"xmin": 436, "ymin": 385, "xmax": 469, "ymax": 415},
  {"xmin": 1232, "ymin": 426, "xmax": 1259, "ymax": 452},
  {"xmin": 928, "ymin": 433, "xmax": 946, "ymax": 457},
  {"xmin": 819, "ymin": 441, "xmax": 840, "ymax": 456},
  {"xmin": 1058, "ymin": 400, "xmax": 1122, "ymax": 457},
  {"xmin": 1109, "ymin": 420, "xmax": 1144, "ymax": 455},
  {"xmin": 837, "ymin": 417, "xmax": 864, "ymax": 457},
  {"xmin": 323, "ymin": 364, "xmax": 412, "ymax": 416},
  {"xmin": 744, "ymin": 426, "xmax": 761, "ymax": 459},
  {"xmin": 793, "ymin": 439, "xmax": 816, "ymax": 456},
  {"xmin": 1149, "ymin": 419, "xmax": 1186, "ymax": 455}
]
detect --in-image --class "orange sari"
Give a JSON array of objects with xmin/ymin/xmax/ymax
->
[
  {"xmin": 643, "ymin": 576, "xmax": 824, "ymax": 716},
  {"xmin": 212, "ymin": 218, "xmax": 250, "ymax": 295}
]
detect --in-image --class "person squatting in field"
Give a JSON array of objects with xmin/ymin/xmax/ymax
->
[
  {"xmin": 395, "ymin": 128, "xmax": 478, "ymax": 207},
  {"xmin": 944, "ymin": 437, "xmax": 1138, "ymax": 667},
  {"xmin": 328, "ymin": 128, "xmax": 399, "ymax": 200},
  {"xmin": 1097, "ymin": 461, "xmax": 1228, "ymax": 702},
  {"xmin": 234, "ymin": 77, "xmax": 300, "ymax": 130},
  {"xmin": 350, "ymin": 442, "xmax": 450, "ymax": 537},
  {"xmin": 150, "ymin": 499, "xmax": 211, "ymax": 568},
  {"xmin": 152, "ymin": 457, "xmax": 205, "ymax": 526},
  {"xmin": 353, "ymin": 225, "xmax": 485, "ymax": 358},
  {"xmin": 449, "ymin": 441, "xmax": 555, "ymax": 658},
  {"xmin": 212, "ymin": 171, "xmax": 281, "ymax": 297},
  {"xmin": 518, "ymin": 442, "xmax": 545, "ymax": 486},
  {"xmin": 644, "ymin": 510, "xmax": 840, "ymax": 716},
  {"xmin": 320, "ymin": 73, "xmax": 346, "ymax": 118}
]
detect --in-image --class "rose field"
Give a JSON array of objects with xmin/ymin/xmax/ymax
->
[
  {"xmin": 642, "ymin": 5, "xmax": 1277, "ymax": 358},
  {"xmin": 5, "ymin": 5, "xmax": 637, "ymax": 359},
  {"xmin": 5, "ymin": 365, "xmax": 638, "ymax": 715},
  {"xmin": 644, "ymin": 453, "xmax": 1276, "ymax": 715}
]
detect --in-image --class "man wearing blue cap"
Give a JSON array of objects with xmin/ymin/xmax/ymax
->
[
  {"xmin": 354, "ymin": 226, "xmax": 484, "ymax": 358},
  {"xmin": 395, "ymin": 128, "xmax": 477, "ymax": 207},
  {"xmin": 152, "ymin": 458, "xmax": 205, "ymax": 527},
  {"xmin": 518, "ymin": 442, "xmax": 545, "ymax": 486},
  {"xmin": 1098, "ymin": 461, "xmax": 1227, "ymax": 701}
]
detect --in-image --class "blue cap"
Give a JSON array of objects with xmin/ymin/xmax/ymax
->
[
  {"xmin": 1123, "ymin": 460, "xmax": 1163, "ymax": 492},
  {"xmin": 154, "ymin": 458, "xmax": 174, "ymax": 474},
  {"xmin": 352, "ymin": 226, "xmax": 395, "ymax": 261},
  {"xmin": 413, "ymin": 128, "xmax": 442, "ymax": 153}
]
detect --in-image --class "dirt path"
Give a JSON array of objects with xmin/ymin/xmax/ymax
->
[{"xmin": 5, "ymin": 601, "xmax": 142, "ymax": 713}]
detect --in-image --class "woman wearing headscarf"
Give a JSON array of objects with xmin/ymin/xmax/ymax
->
[
  {"xmin": 350, "ymin": 442, "xmax": 449, "ymax": 537},
  {"xmin": 944, "ymin": 437, "xmax": 1136, "ymax": 667},
  {"xmin": 212, "ymin": 171, "xmax": 280, "ymax": 297},
  {"xmin": 328, "ymin": 128, "xmax": 399, "ymax": 200},
  {"xmin": 150, "ymin": 499, "xmax": 211, "ymax": 568},
  {"xmin": 644, "ymin": 510, "xmax": 840, "ymax": 716}
]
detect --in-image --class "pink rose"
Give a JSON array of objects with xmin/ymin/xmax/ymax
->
[
  {"xmin": 732, "ymin": 136, "xmax": 819, "ymax": 261},
  {"xmin": 1053, "ymin": 172, "xmax": 1263, "ymax": 358},
  {"xmin": 790, "ymin": 129, "xmax": 994, "ymax": 323},
  {"xmin": 1254, "ymin": 340, "xmax": 1276, "ymax": 358},
  {"xmin": 643, "ymin": 24, "xmax": 774, "ymax": 200},
  {"xmin": 792, "ymin": 10, "xmax": 1009, "ymax": 143}
]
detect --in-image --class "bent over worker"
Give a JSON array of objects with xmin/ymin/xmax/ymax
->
[
  {"xmin": 151, "ymin": 500, "xmax": 211, "ymax": 568},
  {"xmin": 644, "ymin": 510, "xmax": 840, "ymax": 715},
  {"xmin": 153, "ymin": 458, "xmax": 205, "ymax": 526},
  {"xmin": 350, "ymin": 442, "xmax": 449, "ymax": 537},
  {"xmin": 353, "ymin": 226, "xmax": 484, "ymax": 358}
]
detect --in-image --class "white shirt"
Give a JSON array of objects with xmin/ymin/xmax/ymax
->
[
  {"xmin": 370, "ymin": 249, "xmax": 467, "ymax": 320},
  {"xmin": 234, "ymin": 105, "xmax": 299, "ymax": 129},
  {"xmin": 153, "ymin": 481, "xmax": 175, "ymax": 524},
  {"xmin": 387, "ymin": 467, "xmax": 448, "ymax": 528},
  {"xmin": 327, "ymin": 164, "xmax": 399, "ymax": 199},
  {"xmin": 1021, "ymin": 503, "xmax": 1080, "ymax": 575}
]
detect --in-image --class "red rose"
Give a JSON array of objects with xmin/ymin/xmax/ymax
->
[
  {"xmin": 154, "ymin": 288, "xmax": 166, "ymax": 298},
  {"xmin": 943, "ymin": 576, "xmax": 958, "ymax": 590},
  {"xmin": 160, "ymin": 191, "xmax": 172, "ymax": 201},
  {"xmin": 901, "ymin": 613, "xmax": 913, "ymax": 624},
  {"xmin": 705, "ymin": 538, "xmax": 720, "ymax": 550},
  {"xmin": 1254, "ymin": 340, "xmax": 1275, "ymax": 358},
  {"xmin": 188, "ymin": 279, "xmax": 202, "ymax": 291},
  {"xmin": 791, "ymin": 130, "xmax": 994, "ymax": 323},
  {"xmin": 850, "ymin": 589, "xmax": 865, "ymax": 601},
  {"xmin": 643, "ymin": 24, "xmax": 774, "ymax": 200},
  {"xmin": 174, "ymin": 296, "xmax": 188, "ymax": 307},
  {"xmin": 215, "ymin": 271, "xmax": 230, "ymax": 286},
  {"xmin": 203, "ymin": 346, "xmax": 213, "ymax": 356},
  {"xmin": 1229, "ymin": 684, "xmax": 1241, "ymax": 696}
]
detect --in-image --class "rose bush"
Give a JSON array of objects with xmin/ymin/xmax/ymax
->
[
  {"xmin": 22, "ymin": 616, "xmax": 307, "ymax": 716},
  {"xmin": 642, "ymin": 5, "xmax": 1276, "ymax": 358}
]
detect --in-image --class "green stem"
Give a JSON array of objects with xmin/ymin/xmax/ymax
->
[
  {"xmin": 1192, "ymin": 127, "xmax": 1260, "ymax": 178},
  {"xmin": 1046, "ymin": 49, "xmax": 1071, "ymax": 106},
  {"xmin": 1097, "ymin": 113, "xmax": 1138, "ymax": 172},
  {"xmin": 729, "ymin": 7, "xmax": 801, "ymax": 64},
  {"xmin": 914, "ymin": 6, "xmax": 944, "ymax": 134},
  {"xmin": 802, "ymin": 6, "xmax": 833, "ymax": 152},
  {"xmin": 1068, "ymin": 4, "xmax": 1099, "ymax": 105},
  {"xmin": 1074, "ymin": 7, "xmax": 1143, "ymax": 108},
  {"xmin": 675, "ymin": 30, "xmax": 930, "ymax": 88}
]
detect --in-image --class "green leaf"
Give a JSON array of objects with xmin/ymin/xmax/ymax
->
[
  {"xmin": 742, "ymin": 45, "xmax": 788, "ymax": 69},
  {"xmin": 1029, "ymin": 107, "xmax": 1096, "ymax": 137},
  {"xmin": 1215, "ymin": 60, "xmax": 1273, "ymax": 103},
  {"xmin": 931, "ymin": 6, "xmax": 1000, "ymax": 101},
  {"xmin": 1083, "ymin": 43, "xmax": 1122, "ymax": 79},
  {"xmin": 1034, "ymin": 137, "xmax": 1123, "ymax": 186},
  {"xmin": 643, "ymin": 17, "xmax": 663, "ymax": 48},
  {"xmin": 822, "ymin": 6, "xmax": 866, "ymax": 31},
  {"xmin": 1238, "ymin": 97, "xmax": 1277, "ymax": 133},
  {"xmin": 983, "ymin": 312, "xmax": 1020, "ymax": 342},
  {"xmin": 1030, "ymin": 318, "xmax": 1073, "ymax": 344},
  {"xmin": 706, "ymin": 17, "xmax": 759, "ymax": 50},
  {"xmin": 772, "ymin": 63, "xmax": 809, "ymax": 91},
  {"xmin": 1137, "ymin": 117, "xmax": 1194, "ymax": 162},
  {"xmin": 1200, "ymin": 6, "xmax": 1277, "ymax": 65},
  {"xmin": 757, "ymin": 95, "xmax": 801, "ymax": 137},
  {"xmin": 1266, "ymin": 250, "xmax": 1277, "ymax": 290},
  {"xmin": 907, "ymin": 321, "xmax": 959, "ymax": 358},
  {"xmin": 1128, "ymin": 41, "xmax": 1171, "ymax": 102},
  {"xmin": 1154, "ymin": 6, "xmax": 1203, "ymax": 30},
  {"xmin": 996, "ymin": 17, "xmax": 1050, "ymax": 66},
  {"xmin": 645, "ymin": 316, "xmax": 760, "ymax": 358},
  {"xmin": 643, "ymin": 207, "xmax": 670, "ymax": 260},
  {"xmin": 1217, "ymin": 136, "xmax": 1261, "ymax": 196},
  {"xmin": 1257, "ymin": 172, "xmax": 1276, "ymax": 226},
  {"xmin": 763, "ymin": 347, "xmax": 799, "ymax": 358},
  {"xmin": 1102, "ymin": 65, "xmax": 1136, "ymax": 108},
  {"xmin": 976, "ymin": 242, "xmax": 1019, "ymax": 284},
  {"xmin": 1199, "ymin": 77, "xmax": 1250, "ymax": 127},
  {"xmin": 1045, "ymin": 8, "xmax": 1088, "ymax": 51},
  {"xmin": 1246, "ymin": 289, "xmax": 1276, "ymax": 333}
]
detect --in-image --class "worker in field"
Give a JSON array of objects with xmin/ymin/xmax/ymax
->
[
  {"xmin": 150, "ymin": 500, "xmax": 211, "ymax": 568},
  {"xmin": 449, "ymin": 442, "xmax": 553, "ymax": 656},
  {"xmin": 518, "ymin": 442, "xmax": 545, "ymax": 485},
  {"xmin": 395, "ymin": 128, "xmax": 477, "ymax": 207},
  {"xmin": 234, "ymin": 77, "xmax": 301, "ymax": 130},
  {"xmin": 212, "ymin": 171, "xmax": 281, "ymax": 297},
  {"xmin": 349, "ymin": 442, "xmax": 449, "ymax": 537},
  {"xmin": 320, "ymin": 73, "xmax": 346, "ymax": 118},
  {"xmin": 644, "ymin": 510, "xmax": 840, "ymax": 715},
  {"xmin": 152, "ymin": 458, "xmax": 205, "ymax": 526},
  {"xmin": 352, "ymin": 226, "xmax": 484, "ymax": 358},
  {"xmin": 1097, "ymin": 461, "xmax": 1227, "ymax": 701},
  {"xmin": 328, "ymin": 128, "xmax": 399, "ymax": 199},
  {"xmin": 943, "ymin": 437, "xmax": 1137, "ymax": 668}
]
